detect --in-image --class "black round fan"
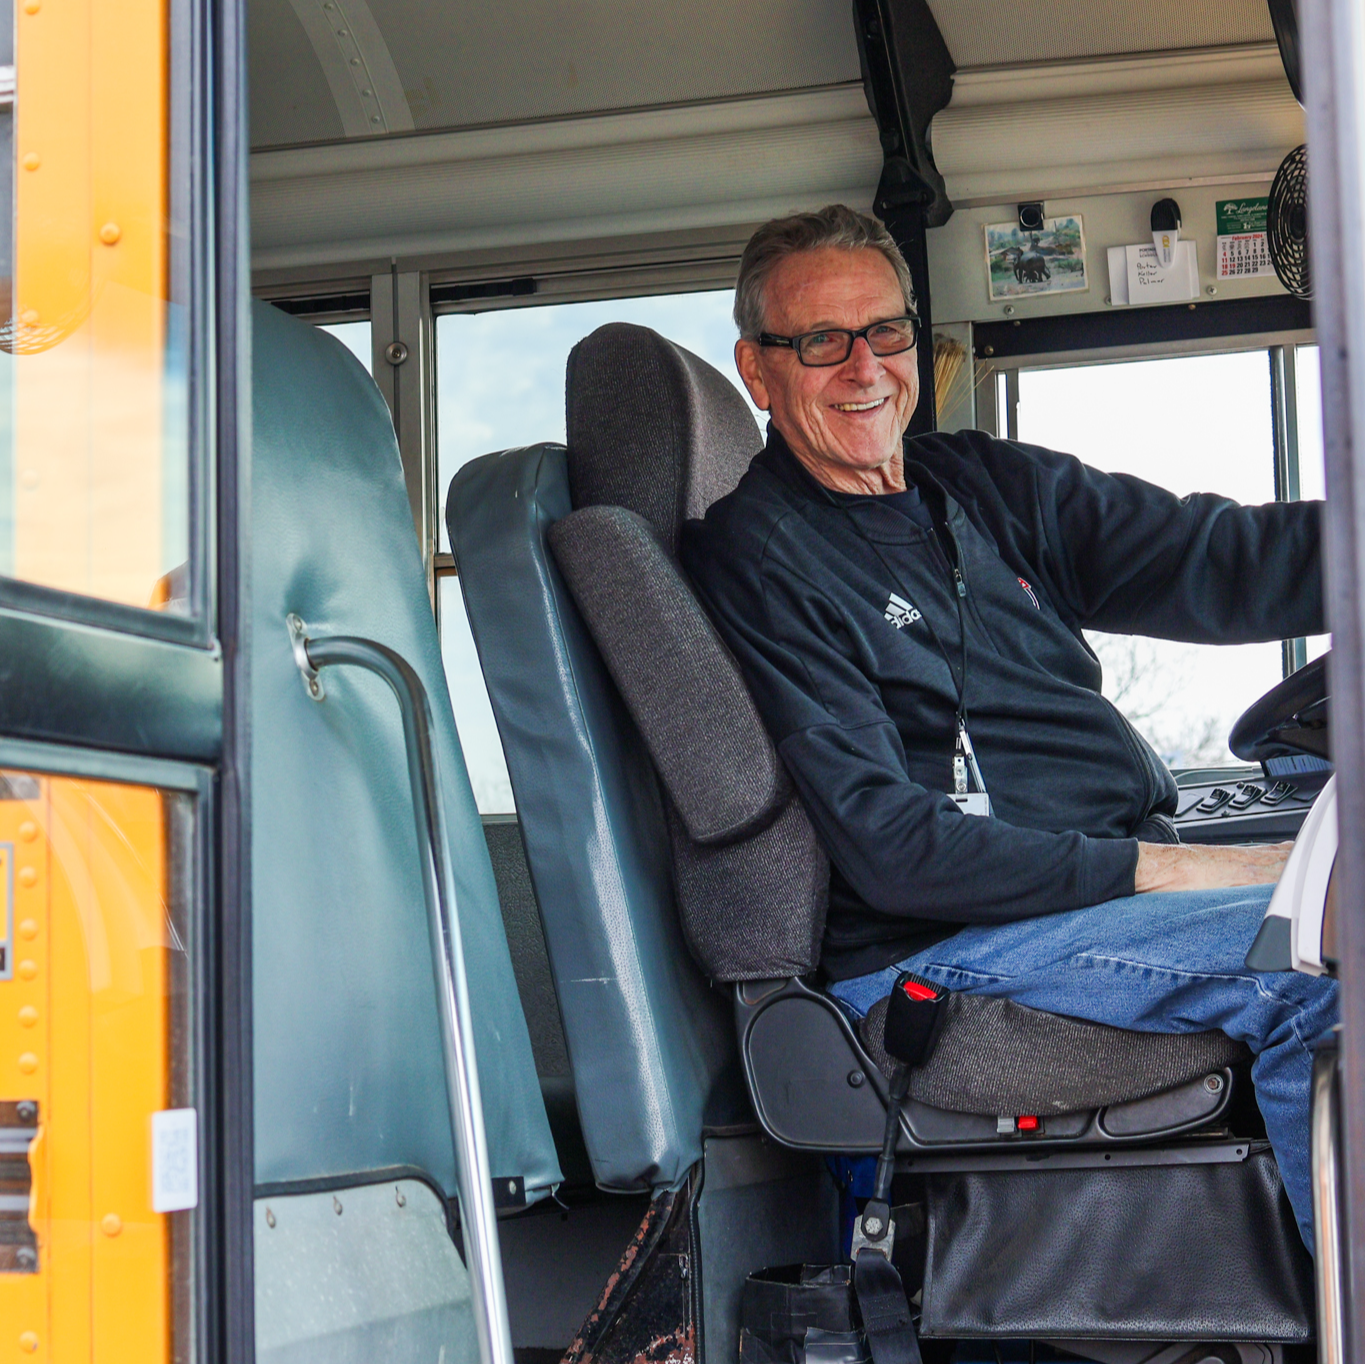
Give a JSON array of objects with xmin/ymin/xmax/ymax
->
[{"xmin": 1268, "ymin": 143, "xmax": 1311, "ymax": 300}]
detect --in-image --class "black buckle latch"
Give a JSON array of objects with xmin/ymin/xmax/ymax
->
[{"xmin": 883, "ymin": 970, "xmax": 948, "ymax": 1070}]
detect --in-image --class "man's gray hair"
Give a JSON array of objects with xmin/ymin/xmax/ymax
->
[{"xmin": 733, "ymin": 204, "xmax": 917, "ymax": 339}]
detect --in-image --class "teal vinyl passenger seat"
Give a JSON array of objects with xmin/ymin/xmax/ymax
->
[
  {"xmin": 448, "ymin": 322, "xmax": 1316, "ymax": 1355},
  {"xmin": 249, "ymin": 301, "xmax": 560, "ymax": 1361}
]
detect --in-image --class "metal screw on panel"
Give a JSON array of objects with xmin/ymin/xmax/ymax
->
[
  {"xmin": 15, "ymin": 1247, "xmax": 36, "ymax": 1271},
  {"xmin": 1206, "ymin": 284, "xmax": 1218, "ymax": 296},
  {"xmin": 1003, "ymin": 305, "xmax": 1015, "ymax": 316},
  {"xmin": 265, "ymin": 1207, "xmax": 276, "ymax": 1228},
  {"xmin": 847, "ymin": 1070, "xmax": 865, "ymax": 1088},
  {"xmin": 16, "ymin": 1101, "xmax": 36, "ymax": 1124},
  {"xmin": 333, "ymin": 1195, "xmax": 344, "ymax": 1215},
  {"xmin": 863, "ymin": 1213, "xmax": 885, "ymax": 1237},
  {"xmin": 1204, "ymin": 1074, "xmax": 1224, "ymax": 1094},
  {"xmin": 385, "ymin": 340, "xmax": 409, "ymax": 366},
  {"xmin": 983, "ymin": 344, "xmax": 995, "ymax": 357}
]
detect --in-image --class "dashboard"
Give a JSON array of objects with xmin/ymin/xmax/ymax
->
[{"xmin": 1170, "ymin": 755, "xmax": 1331, "ymax": 845}]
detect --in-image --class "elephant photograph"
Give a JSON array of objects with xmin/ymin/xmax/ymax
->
[{"xmin": 986, "ymin": 214, "xmax": 1087, "ymax": 300}]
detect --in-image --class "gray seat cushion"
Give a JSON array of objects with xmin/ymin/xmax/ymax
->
[
  {"xmin": 858, "ymin": 992, "xmax": 1251, "ymax": 1116},
  {"xmin": 565, "ymin": 322, "xmax": 761, "ymax": 554},
  {"xmin": 548, "ymin": 504, "xmax": 827, "ymax": 980}
]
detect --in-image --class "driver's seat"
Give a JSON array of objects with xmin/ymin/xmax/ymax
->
[{"xmin": 449, "ymin": 322, "xmax": 1313, "ymax": 1348}]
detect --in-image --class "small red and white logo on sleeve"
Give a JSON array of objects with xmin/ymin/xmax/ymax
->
[{"xmin": 1018, "ymin": 578, "xmax": 1040, "ymax": 609}]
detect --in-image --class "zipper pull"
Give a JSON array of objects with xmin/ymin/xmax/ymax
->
[{"xmin": 954, "ymin": 568, "xmax": 967, "ymax": 598}]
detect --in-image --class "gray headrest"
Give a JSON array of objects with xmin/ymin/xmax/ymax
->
[{"xmin": 564, "ymin": 322, "xmax": 762, "ymax": 553}]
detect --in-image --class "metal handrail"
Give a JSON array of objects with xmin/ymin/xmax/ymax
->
[
  {"xmin": 287, "ymin": 616, "xmax": 512, "ymax": 1363},
  {"xmin": 1313, "ymin": 1040, "xmax": 1345, "ymax": 1364}
]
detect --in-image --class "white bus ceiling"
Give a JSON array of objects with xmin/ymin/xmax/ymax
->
[{"xmin": 249, "ymin": 0, "xmax": 1301, "ymax": 314}]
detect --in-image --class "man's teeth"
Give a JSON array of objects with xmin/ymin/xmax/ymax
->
[{"xmin": 834, "ymin": 398, "xmax": 886, "ymax": 411}]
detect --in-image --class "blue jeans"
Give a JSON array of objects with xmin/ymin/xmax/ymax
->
[{"xmin": 829, "ymin": 885, "xmax": 1338, "ymax": 1250}]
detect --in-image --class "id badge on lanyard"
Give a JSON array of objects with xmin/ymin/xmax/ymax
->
[{"xmin": 951, "ymin": 715, "xmax": 992, "ymax": 817}]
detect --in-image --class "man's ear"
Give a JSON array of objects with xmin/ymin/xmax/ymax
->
[{"xmin": 735, "ymin": 338, "xmax": 771, "ymax": 412}]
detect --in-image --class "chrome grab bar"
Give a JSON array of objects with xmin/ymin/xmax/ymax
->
[
  {"xmin": 1312, "ymin": 1039, "xmax": 1344, "ymax": 1364},
  {"xmin": 287, "ymin": 615, "xmax": 512, "ymax": 1364}
]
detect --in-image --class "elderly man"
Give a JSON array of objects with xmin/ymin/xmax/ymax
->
[{"xmin": 680, "ymin": 203, "xmax": 1335, "ymax": 1249}]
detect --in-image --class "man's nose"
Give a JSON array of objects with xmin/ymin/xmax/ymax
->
[{"xmin": 845, "ymin": 335, "xmax": 883, "ymax": 383}]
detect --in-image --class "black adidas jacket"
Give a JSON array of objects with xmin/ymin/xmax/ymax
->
[{"xmin": 680, "ymin": 427, "xmax": 1324, "ymax": 981}]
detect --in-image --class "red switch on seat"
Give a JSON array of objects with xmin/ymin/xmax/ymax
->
[{"xmin": 1017, "ymin": 1115, "xmax": 1040, "ymax": 1132}]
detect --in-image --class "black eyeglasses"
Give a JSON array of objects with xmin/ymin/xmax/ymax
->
[{"xmin": 757, "ymin": 315, "xmax": 919, "ymax": 367}]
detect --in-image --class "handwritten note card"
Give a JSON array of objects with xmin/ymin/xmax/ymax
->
[{"xmin": 1107, "ymin": 241, "xmax": 1200, "ymax": 306}]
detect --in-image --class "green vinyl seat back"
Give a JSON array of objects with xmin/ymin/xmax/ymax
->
[{"xmin": 249, "ymin": 299, "xmax": 560, "ymax": 1202}]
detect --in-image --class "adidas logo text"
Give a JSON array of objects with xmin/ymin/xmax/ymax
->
[{"xmin": 884, "ymin": 592, "xmax": 922, "ymax": 629}]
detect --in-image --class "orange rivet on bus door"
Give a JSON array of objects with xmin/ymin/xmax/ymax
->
[
  {"xmin": 18, "ymin": 1332, "xmax": 37, "ymax": 1354},
  {"xmin": 18, "ymin": 867, "xmax": 36, "ymax": 888},
  {"xmin": 18, "ymin": 919, "xmax": 36, "ymax": 940},
  {"xmin": 18, "ymin": 821, "xmax": 36, "ymax": 841},
  {"xmin": 17, "ymin": 960, "xmax": 36, "ymax": 981},
  {"xmin": 22, "ymin": 0, "xmax": 38, "ymax": 12},
  {"xmin": 98, "ymin": 221, "xmax": 120, "ymax": 245},
  {"xmin": 17, "ymin": 1006, "xmax": 37, "ymax": 1028},
  {"xmin": 100, "ymin": 1213, "xmax": 122, "ymax": 1237},
  {"xmin": 21, "ymin": 153, "xmax": 38, "ymax": 171},
  {"xmin": 17, "ymin": 1053, "xmax": 37, "ymax": 1074}
]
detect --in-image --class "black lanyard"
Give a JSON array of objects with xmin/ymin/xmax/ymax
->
[{"xmin": 850, "ymin": 505, "xmax": 988, "ymax": 797}]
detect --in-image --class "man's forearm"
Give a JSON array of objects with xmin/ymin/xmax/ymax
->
[{"xmin": 1134, "ymin": 841, "xmax": 1292, "ymax": 893}]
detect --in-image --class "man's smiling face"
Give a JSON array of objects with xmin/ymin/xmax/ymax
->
[{"xmin": 735, "ymin": 246, "xmax": 920, "ymax": 495}]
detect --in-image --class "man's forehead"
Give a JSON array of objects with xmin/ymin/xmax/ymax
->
[{"xmin": 764, "ymin": 247, "xmax": 904, "ymax": 330}]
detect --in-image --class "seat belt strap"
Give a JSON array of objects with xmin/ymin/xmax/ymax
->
[{"xmin": 854, "ymin": 1247, "xmax": 921, "ymax": 1363}]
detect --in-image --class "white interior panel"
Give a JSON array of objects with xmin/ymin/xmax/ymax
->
[
  {"xmin": 925, "ymin": 0, "xmax": 1274, "ymax": 68},
  {"xmin": 932, "ymin": 48, "xmax": 1303, "ymax": 205},
  {"xmin": 251, "ymin": 87, "xmax": 883, "ymax": 272},
  {"xmin": 929, "ymin": 180, "xmax": 1297, "ymax": 326}
]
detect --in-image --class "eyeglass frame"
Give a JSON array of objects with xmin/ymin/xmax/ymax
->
[{"xmin": 755, "ymin": 314, "xmax": 920, "ymax": 367}]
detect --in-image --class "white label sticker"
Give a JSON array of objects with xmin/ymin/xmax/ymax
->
[{"xmin": 151, "ymin": 1108, "xmax": 198, "ymax": 1213}]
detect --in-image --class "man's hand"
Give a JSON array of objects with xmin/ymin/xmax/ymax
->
[{"xmin": 1135, "ymin": 841, "xmax": 1294, "ymax": 894}]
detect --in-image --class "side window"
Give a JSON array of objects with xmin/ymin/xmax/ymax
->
[
  {"xmin": 1015, "ymin": 349, "xmax": 1319, "ymax": 769},
  {"xmin": 434, "ymin": 288, "xmax": 757, "ymax": 812}
]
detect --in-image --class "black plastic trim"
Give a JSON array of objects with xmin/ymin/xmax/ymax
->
[
  {"xmin": 0, "ymin": 610, "xmax": 221, "ymax": 760},
  {"xmin": 430, "ymin": 277, "xmax": 537, "ymax": 308},
  {"xmin": 1246, "ymin": 915, "xmax": 1296, "ymax": 972},
  {"xmin": 270, "ymin": 290, "xmax": 370, "ymax": 319},
  {"xmin": 974, "ymin": 294, "xmax": 1313, "ymax": 362}
]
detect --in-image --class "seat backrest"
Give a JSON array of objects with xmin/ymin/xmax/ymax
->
[
  {"xmin": 250, "ymin": 300, "xmax": 560, "ymax": 1201},
  {"xmin": 448, "ymin": 442, "xmax": 745, "ymax": 1192},
  {"xmin": 550, "ymin": 324, "xmax": 828, "ymax": 982}
]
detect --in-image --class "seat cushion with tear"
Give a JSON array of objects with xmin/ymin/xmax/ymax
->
[{"xmin": 858, "ymin": 991, "xmax": 1250, "ymax": 1115}]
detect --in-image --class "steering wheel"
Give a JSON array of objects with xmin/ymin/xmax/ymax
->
[{"xmin": 1228, "ymin": 651, "xmax": 1330, "ymax": 762}]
